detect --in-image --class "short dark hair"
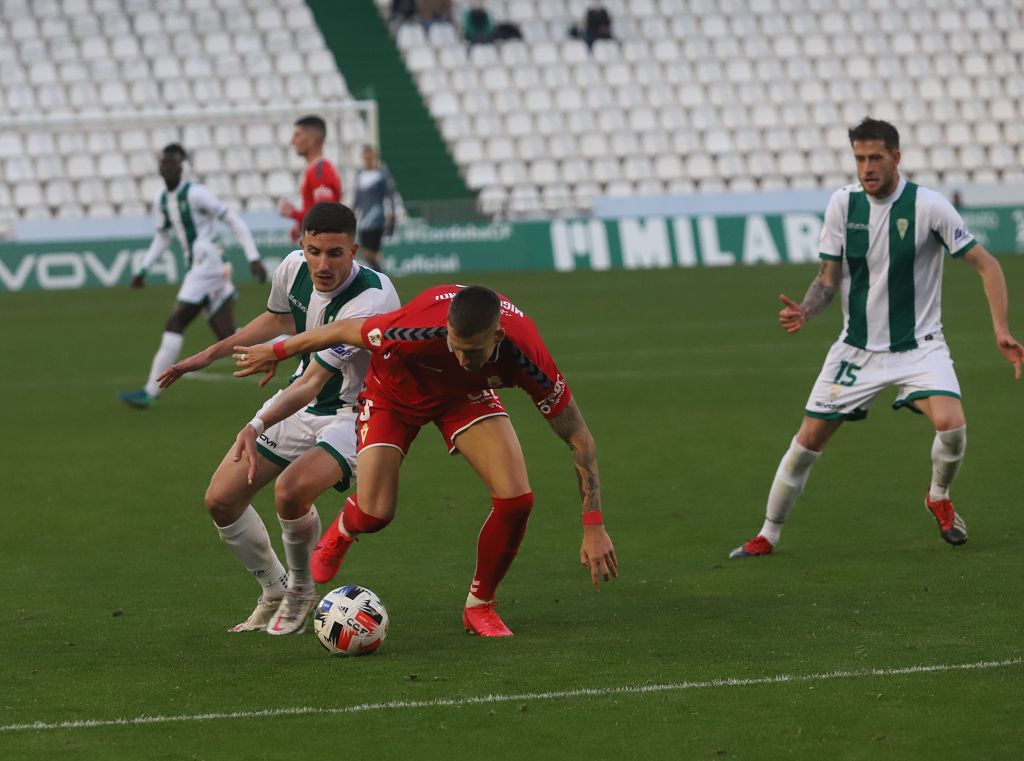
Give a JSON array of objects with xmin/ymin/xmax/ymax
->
[
  {"xmin": 295, "ymin": 114, "xmax": 327, "ymax": 139},
  {"xmin": 302, "ymin": 202, "xmax": 356, "ymax": 237},
  {"xmin": 449, "ymin": 285, "xmax": 501, "ymax": 337},
  {"xmin": 162, "ymin": 143, "xmax": 188, "ymax": 161},
  {"xmin": 848, "ymin": 118, "xmax": 900, "ymax": 151}
]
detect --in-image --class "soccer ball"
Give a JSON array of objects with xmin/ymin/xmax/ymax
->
[{"xmin": 313, "ymin": 585, "xmax": 389, "ymax": 656}]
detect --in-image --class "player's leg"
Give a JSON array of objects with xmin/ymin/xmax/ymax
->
[
  {"xmin": 311, "ymin": 403, "xmax": 414, "ymax": 584},
  {"xmin": 894, "ymin": 341, "xmax": 968, "ymax": 545},
  {"xmin": 359, "ymin": 228, "xmax": 384, "ymax": 272},
  {"xmin": 206, "ymin": 288, "xmax": 238, "ymax": 341},
  {"xmin": 732, "ymin": 342, "xmax": 881, "ymax": 558},
  {"xmin": 914, "ymin": 395, "xmax": 968, "ymax": 545},
  {"xmin": 204, "ymin": 446, "xmax": 287, "ymax": 631},
  {"xmin": 730, "ymin": 416, "xmax": 842, "ymax": 557},
  {"xmin": 451, "ymin": 413, "xmax": 532, "ymax": 637},
  {"xmin": 265, "ymin": 444, "xmax": 350, "ymax": 635},
  {"xmin": 118, "ymin": 301, "xmax": 202, "ymax": 408}
]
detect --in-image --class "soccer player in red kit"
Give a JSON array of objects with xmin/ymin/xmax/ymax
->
[
  {"xmin": 232, "ymin": 285, "xmax": 617, "ymax": 637},
  {"xmin": 279, "ymin": 115, "xmax": 342, "ymax": 241}
]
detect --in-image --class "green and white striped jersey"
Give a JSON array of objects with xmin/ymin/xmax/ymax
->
[
  {"xmin": 819, "ymin": 178, "xmax": 977, "ymax": 353},
  {"xmin": 267, "ymin": 252, "xmax": 400, "ymax": 415},
  {"xmin": 138, "ymin": 180, "xmax": 260, "ymax": 274}
]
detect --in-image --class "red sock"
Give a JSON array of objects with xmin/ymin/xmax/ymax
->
[
  {"xmin": 340, "ymin": 496, "xmax": 391, "ymax": 536},
  {"xmin": 470, "ymin": 492, "xmax": 533, "ymax": 602}
]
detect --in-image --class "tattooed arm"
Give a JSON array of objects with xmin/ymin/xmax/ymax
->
[
  {"xmin": 779, "ymin": 258, "xmax": 842, "ymax": 333},
  {"xmin": 547, "ymin": 398, "xmax": 618, "ymax": 588}
]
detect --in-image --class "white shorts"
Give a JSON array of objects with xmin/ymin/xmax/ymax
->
[
  {"xmin": 176, "ymin": 259, "xmax": 236, "ymax": 315},
  {"xmin": 804, "ymin": 337, "xmax": 961, "ymax": 421},
  {"xmin": 254, "ymin": 393, "xmax": 359, "ymax": 491}
]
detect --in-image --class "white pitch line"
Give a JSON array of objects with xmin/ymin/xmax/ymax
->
[{"xmin": 1, "ymin": 657, "xmax": 1020, "ymax": 734}]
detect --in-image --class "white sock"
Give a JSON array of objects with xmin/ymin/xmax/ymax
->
[
  {"xmin": 279, "ymin": 506, "xmax": 321, "ymax": 593},
  {"xmin": 217, "ymin": 506, "xmax": 287, "ymax": 598},
  {"xmin": 930, "ymin": 425, "xmax": 966, "ymax": 501},
  {"xmin": 759, "ymin": 438, "xmax": 822, "ymax": 545},
  {"xmin": 144, "ymin": 330, "xmax": 184, "ymax": 397},
  {"xmin": 465, "ymin": 592, "xmax": 490, "ymax": 607}
]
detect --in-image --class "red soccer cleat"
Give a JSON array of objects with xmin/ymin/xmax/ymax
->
[
  {"xmin": 311, "ymin": 514, "xmax": 355, "ymax": 584},
  {"xmin": 729, "ymin": 535, "xmax": 775, "ymax": 558},
  {"xmin": 462, "ymin": 602, "xmax": 513, "ymax": 637},
  {"xmin": 925, "ymin": 490, "xmax": 968, "ymax": 546}
]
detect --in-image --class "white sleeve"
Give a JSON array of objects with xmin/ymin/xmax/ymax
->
[
  {"xmin": 817, "ymin": 191, "xmax": 846, "ymax": 260},
  {"xmin": 266, "ymin": 254, "xmax": 297, "ymax": 313},
  {"xmin": 221, "ymin": 209, "xmax": 261, "ymax": 262},
  {"xmin": 138, "ymin": 228, "xmax": 171, "ymax": 274},
  {"xmin": 191, "ymin": 185, "xmax": 262, "ymax": 263},
  {"xmin": 188, "ymin": 184, "xmax": 228, "ymax": 218},
  {"xmin": 930, "ymin": 195, "xmax": 976, "ymax": 258}
]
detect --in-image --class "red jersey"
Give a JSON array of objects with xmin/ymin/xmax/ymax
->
[
  {"xmin": 290, "ymin": 157, "xmax": 342, "ymax": 224},
  {"xmin": 359, "ymin": 285, "xmax": 572, "ymax": 421}
]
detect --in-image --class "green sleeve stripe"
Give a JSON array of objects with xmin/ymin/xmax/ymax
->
[
  {"xmin": 313, "ymin": 353, "xmax": 343, "ymax": 373},
  {"xmin": 951, "ymin": 239, "xmax": 978, "ymax": 259},
  {"xmin": 267, "ymin": 308, "xmax": 292, "ymax": 314},
  {"xmin": 819, "ymin": 253, "xmax": 841, "ymax": 261}
]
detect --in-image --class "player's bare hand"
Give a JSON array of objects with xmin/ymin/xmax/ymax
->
[
  {"xmin": 779, "ymin": 294, "xmax": 806, "ymax": 333},
  {"xmin": 580, "ymin": 525, "xmax": 618, "ymax": 589},
  {"xmin": 232, "ymin": 344, "xmax": 279, "ymax": 388},
  {"xmin": 157, "ymin": 352, "xmax": 211, "ymax": 388},
  {"xmin": 996, "ymin": 333, "xmax": 1024, "ymax": 379},
  {"xmin": 130, "ymin": 274, "xmax": 145, "ymax": 289},
  {"xmin": 279, "ymin": 200, "xmax": 295, "ymax": 217},
  {"xmin": 232, "ymin": 425, "xmax": 260, "ymax": 484},
  {"xmin": 249, "ymin": 260, "xmax": 268, "ymax": 283}
]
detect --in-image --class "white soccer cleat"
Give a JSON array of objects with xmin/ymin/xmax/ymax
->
[
  {"xmin": 227, "ymin": 595, "xmax": 282, "ymax": 633},
  {"xmin": 265, "ymin": 588, "xmax": 318, "ymax": 636}
]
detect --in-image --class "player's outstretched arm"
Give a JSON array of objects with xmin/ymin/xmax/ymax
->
[
  {"xmin": 158, "ymin": 311, "xmax": 295, "ymax": 388},
  {"xmin": 963, "ymin": 245, "xmax": 1024, "ymax": 379},
  {"xmin": 547, "ymin": 398, "xmax": 618, "ymax": 589},
  {"xmin": 231, "ymin": 362, "xmax": 330, "ymax": 484},
  {"xmin": 779, "ymin": 259, "xmax": 841, "ymax": 333},
  {"xmin": 232, "ymin": 317, "xmax": 368, "ymax": 384}
]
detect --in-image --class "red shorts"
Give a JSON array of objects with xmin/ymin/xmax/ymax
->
[{"xmin": 356, "ymin": 390, "xmax": 508, "ymax": 456}]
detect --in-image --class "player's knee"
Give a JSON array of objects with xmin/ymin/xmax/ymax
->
[
  {"xmin": 204, "ymin": 483, "xmax": 237, "ymax": 523},
  {"xmin": 273, "ymin": 473, "xmax": 316, "ymax": 512},
  {"xmin": 164, "ymin": 316, "xmax": 187, "ymax": 333},
  {"xmin": 492, "ymin": 491, "xmax": 533, "ymax": 516},
  {"xmin": 343, "ymin": 496, "xmax": 393, "ymax": 534},
  {"xmin": 935, "ymin": 424, "xmax": 967, "ymax": 458}
]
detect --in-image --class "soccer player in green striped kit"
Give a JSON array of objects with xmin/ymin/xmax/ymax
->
[{"xmin": 731, "ymin": 118, "xmax": 1023, "ymax": 557}]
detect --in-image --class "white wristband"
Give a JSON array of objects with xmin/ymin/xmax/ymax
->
[{"xmin": 248, "ymin": 416, "xmax": 266, "ymax": 436}]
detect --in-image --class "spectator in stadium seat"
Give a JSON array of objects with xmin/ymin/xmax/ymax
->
[
  {"xmin": 390, "ymin": 0, "xmax": 417, "ymax": 26},
  {"xmin": 417, "ymin": 0, "xmax": 452, "ymax": 30},
  {"xmin": 462, "ymin": 1, "xmax": 494, "ymax": 45},
  {"xmin": 580, "ymin": 1, "xmax": 613, "ymax": 49},
  {"xmin": 279, "ymin": 115, "xmax": 342, "ymax": 243},
  {"xmin": 352, "ymin": 145, "xmax": 398, "ymax": 272}
]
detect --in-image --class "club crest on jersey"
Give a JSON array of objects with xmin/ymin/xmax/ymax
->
[
  {"xmin": 367, "ymin": 328, "xmax": 382, "ymax": 347},
  {"xmin": 896, "ymin": 218, "xmax": 909, "ymax": 240}
]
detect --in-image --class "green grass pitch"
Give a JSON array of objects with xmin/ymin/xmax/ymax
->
[{"xmin": 2, "ymin": 258, "xmax": 1023, "ymax": 759}]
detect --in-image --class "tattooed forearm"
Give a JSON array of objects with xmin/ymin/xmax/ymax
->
[
  {"xmin": 800, "ymin": 262, "xmax": 838, "ymax": 320},
  {"xmin": 548, "ymin": 399, "xmax": 602, "ymax": 513}
]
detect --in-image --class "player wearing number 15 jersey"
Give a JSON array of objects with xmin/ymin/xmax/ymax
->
[
  {"xmin": 233, "ymin": 284, "xmax": 618, "ymax": 637},
  {"xmin": 730, "ymin": 118, "xmax": 1023, "ymax": 559}
]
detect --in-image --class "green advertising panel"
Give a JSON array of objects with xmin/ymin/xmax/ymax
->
[{"xmin": 3, "ymin": 207, "xmax": 1022, "ymax": 292}]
